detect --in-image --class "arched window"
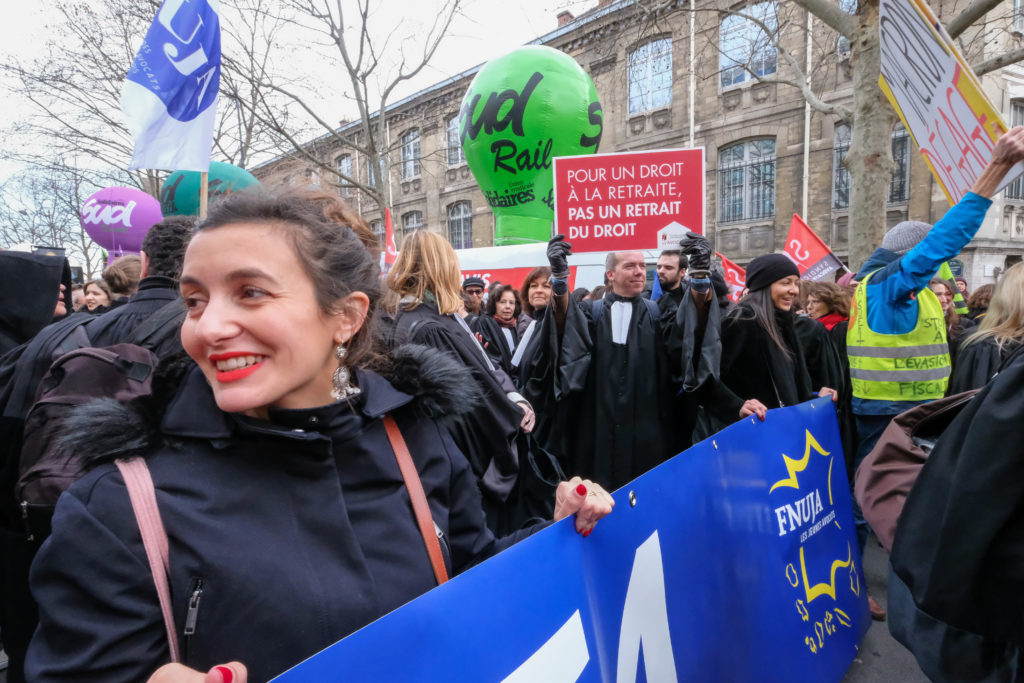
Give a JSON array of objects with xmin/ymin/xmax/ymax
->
[
  {"xmin": 833, "ymin": 124, "xmax": 852, "ymax": 210},
  {"xmin": 401, "ymin": 129, "xmax": 421, "ymax": 179},
  {"xmin": 718, "ymin": 139, "xmax": 776, "ymax": 223},
  {"xmin": 889, "ymin": 124, "xmax": 910, "ymax": 204},
  {"xmin": 627, "ymin": 38, "xmax": 673, "ymax": 114},
  {"xmin": 401, "ymin": 210, "xmax": 423, "ymax": 249},
  {"xmin": 448, "ymin": 202, "xmax": 473, "ymax": 250},
  {"xmin": 719, "ymin": 2, "xmax": 778, "ymax": 88},
  {"xmin": 446, "ymin": 116, "xmax": 465, "ymax": 166}
]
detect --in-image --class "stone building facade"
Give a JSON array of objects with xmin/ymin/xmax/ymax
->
[{"xmin": 253, "ymin": 0, "xmax": 1024, "ymax": 287}]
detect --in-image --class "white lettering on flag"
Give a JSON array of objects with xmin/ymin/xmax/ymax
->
[
  {"xmin": 502, "ymin": 610, "xmax": 590, "ymax": 683},
  {"xmin": 122, "ymin": 0, "xmax": 222, "ymax": 171},
  {"xmin": 616, "ymin": 531, "xmax": 678, "ymax": 682}
]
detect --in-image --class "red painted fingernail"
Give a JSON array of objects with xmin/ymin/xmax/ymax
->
[
  {"xmin": 584, "ymin": 528, "xmax": 592, "ymax": 537},
  {"xmin": 576, "ymin": 484, "xmax": 587, "ymax": 496},
  {"xmin": 215, "ymin": 666, "xmax": 234, "ymax": 683}
]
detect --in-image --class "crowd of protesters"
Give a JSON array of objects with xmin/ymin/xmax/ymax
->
[{"xmin": 0, "ymin": 127, "xmax": 1022, "ymax": 682}]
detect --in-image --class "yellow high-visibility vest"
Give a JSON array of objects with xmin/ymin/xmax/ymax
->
[{"xmin": 847, "ymin": 271, "xmax": 950, "ymax": 401}]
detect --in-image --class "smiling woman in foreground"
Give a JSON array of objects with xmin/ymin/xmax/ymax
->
[{"xmin": 25, "ymin": 192, "xmax": 612, "ymax": 683}]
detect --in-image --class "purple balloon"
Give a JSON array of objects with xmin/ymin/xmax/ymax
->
[{"xmin": 80, "ymin": 186, "xmax": 163, "ymax": 253}]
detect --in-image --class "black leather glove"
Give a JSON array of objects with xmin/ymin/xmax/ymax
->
[
  {"xmin": 547, "ymin": 234, "xmax": 572, "ymax": 279},
  {"xmin": 679, "ymin": 231, "xmax": 712, "ymax": 273}
]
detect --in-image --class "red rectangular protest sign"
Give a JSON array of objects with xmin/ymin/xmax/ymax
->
[
  {"xmin": 784, "ymin": 214, "xmax": 843, "ymax": 281},
  {"xmin": 716, "ymin": 252, "xmax": 746, "ymax": 302},
  {"xmin": 553, "ymin": 148, "xmax": 704, "ymax": 253}
]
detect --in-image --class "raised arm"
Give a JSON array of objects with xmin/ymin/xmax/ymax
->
[{"xmin": 546, "ymin": 234, "xmax": 573, "ymax": 339}]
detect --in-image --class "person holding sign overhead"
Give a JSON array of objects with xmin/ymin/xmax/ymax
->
[{"xmin": 846, "ymin": 126, "xmax": 1024, "ymax": 556}]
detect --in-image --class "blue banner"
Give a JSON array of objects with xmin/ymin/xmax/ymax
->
[{"xmin": 274, "ymin": 398, "xmax": 869, "ymax": 682}]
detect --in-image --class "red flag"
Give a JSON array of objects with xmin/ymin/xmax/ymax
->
[
  {"xmin": 784, "ymin": 214, "xmax": 843, "ymax": 281},
  {"xmin": 715, "ymin": 252, "xmax": 746, "ymax": 303},
  {"xmin": 383, "ymin": 208, "xmax": 398, "ymax": 268}
]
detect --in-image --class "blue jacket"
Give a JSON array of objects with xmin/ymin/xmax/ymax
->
[
  {"xmin": 853, "ymin": 192, "xmax": 991, "ymax": 415},
  {"xmin": 27, "ymin": 347, "xmax": 540, "ymax": 683}
]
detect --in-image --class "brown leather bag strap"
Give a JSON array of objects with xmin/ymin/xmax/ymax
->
[{"xmin": 382, "ymin": 413, "xmax": 449, "ymax": 585}]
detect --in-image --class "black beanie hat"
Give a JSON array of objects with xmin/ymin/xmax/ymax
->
[{"xmin": 744, "ymin": 253, "xmax": 800, "ymax": 292}]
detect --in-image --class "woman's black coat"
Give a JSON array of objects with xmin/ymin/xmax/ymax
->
[
  {"xmin": 709, "ymin": 304, "xmax": 817, "ymax": 423},
  {"xmin": 948, "ymin": 336, "xmax": 1022, "ymax": 394},
  {"xmin": 390, "ymin": 302, "xmax": 524, "ymax": 505},
  {"xmin": 470, "ymin": 314, "xmax": 518, "ymax": 377},
  {"xmin": 26, "ymin": 346, "xmax": 540, "ymax": 683}
]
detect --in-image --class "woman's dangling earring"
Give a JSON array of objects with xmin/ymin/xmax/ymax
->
[{"xmin": 331, "ymin": 343, "xmax": 360, "ymax": 400}]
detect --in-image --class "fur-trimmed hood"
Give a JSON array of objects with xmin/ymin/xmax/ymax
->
[{"xmin": 60, "ymin": 343, "xmax": 482, "ymax": 468}]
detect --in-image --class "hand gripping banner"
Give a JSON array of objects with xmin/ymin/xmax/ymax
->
[{"xmin": 274, "ymin": 398, "xmax": 869, "ymax": 682}]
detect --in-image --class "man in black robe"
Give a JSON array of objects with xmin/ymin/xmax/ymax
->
[{"xmin": 521, "ymin": 238, "xmax": 679, "ymax": 491}]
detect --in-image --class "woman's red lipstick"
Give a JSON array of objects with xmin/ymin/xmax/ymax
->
[{"xmin": 210, "ymin": 352, "xmax": 264, "ymax": 383}]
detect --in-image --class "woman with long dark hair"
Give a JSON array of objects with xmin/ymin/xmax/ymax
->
[{"xmin": 710, "ymin": 254, "xmax": 838, "ymax": 424}]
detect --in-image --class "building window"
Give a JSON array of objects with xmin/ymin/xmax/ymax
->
[
  {"xmin": 1007, "ymin": 101, "xmax": 1024, "ymax": 200},
  {"xmin": 718, "ymin": 139, "xmax": 776, "ymax": 223},
  {"xmin": 1016, "ymin": 0, "xmax": 1024, "ymax": 31},
  {"xmin": 336, "ymin": 154, "xmax": 353, "ymax": 196},
  {"xmin": 719, "ymin": 2, "xmax": 778, "ymax": 88},
  {"xmin": 366, "ymin": 159, "xmax": 378, "ymax": 189},
  {"xmin": 833, "ymin": 124, "xmax": 852, "ymax": 210},
  {"xmin": 889, "ymin": 124, "xmax": 910, "ymax": 204},
  {"xmin": 446, "ymin": 116, "xmax": 465, "ymax": 166},
  {"xmin": 401, "ymin": 210, "xmax": 423, "ymax": 248},
  {"xmin": 370, "ymin": 219, "xmax": 384, "ymax": 245},
  {"xmin": 627, "ymin": 38, "xmax": 673, "ymax": 115},
  {"xmin": 448, "ymin": 201, "xmax": 473, "ymax": 250},
  {"xmin": 401, "ymin": 129, "xmax": 421, "ymax": 179}
]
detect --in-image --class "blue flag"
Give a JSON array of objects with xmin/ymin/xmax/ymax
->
[
  {"xmin": 122, "ymin": 0, "xmax": 221, "ymax": 171},
  {"xmin": 650, "ymin": 271, "xmax": 663, "ymax": 301}
]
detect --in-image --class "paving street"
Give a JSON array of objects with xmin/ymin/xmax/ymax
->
[{"xmin": 843, "ymin": 536, "xmax": 929, "ymax": 683}]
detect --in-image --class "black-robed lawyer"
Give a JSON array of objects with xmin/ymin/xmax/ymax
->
[
  {"xmin": 520, "ymin": 237, "xmax": 679, "ymax": 491},
  {"xmin": 661, "ymin": 233, "xmax": 730, "ymax": 451}
]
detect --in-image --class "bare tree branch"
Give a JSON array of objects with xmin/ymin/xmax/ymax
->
[
  {"xmin": 947, "ymin": 0, "xmax": 1005, "ymax": 39},
  {"xmin": 789, "ymin": 0, "xmax": 855, "ymax": 38},
  {"xmin": 972, "ymin": 45, "xmax": 1024, "ymax": 76}
]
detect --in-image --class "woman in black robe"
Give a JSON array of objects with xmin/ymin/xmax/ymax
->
[
  {"xmin": 948, "ymin": 262, "xmax": 1024, "ymax": 394},
  {"xmin": 707, "ymin": 254, "xmax": 838, "ymax": 426},
  {"xmin": 517, "ymin": 266, "xmax": 552, "ymax": 337},
  {"xmin": 471, "ymin": 284, "xmax": 522, "ymax": 378},
  {"xmin": 386, "ymin": 230, "xmax": 533, "ymax": 533}
]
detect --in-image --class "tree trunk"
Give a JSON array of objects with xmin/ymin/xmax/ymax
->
[{"xmin": 844, "ymin": 0, "xmax": 897, "ymax": 271}]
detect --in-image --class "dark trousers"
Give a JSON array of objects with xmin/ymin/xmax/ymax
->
[{"xmin": 852, "ymin": 413, "xmax": 895, "ymax": 554}]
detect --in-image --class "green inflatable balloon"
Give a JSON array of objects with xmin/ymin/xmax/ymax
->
[
  {"xmin": 159, "ymin": 161, "xmax": 261, "ymax": 216},
  {"xmin": 460, "ymin": 46, "xmax": 602, "ymax": 245}
]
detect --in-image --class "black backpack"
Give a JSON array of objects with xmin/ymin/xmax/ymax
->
[
  {"xmin": 0, "ymin": 300, "xmax": 185, "ymax": 534},
  {"xmin": 16, "ymin": 343, "xmax": 158, "ymax": 541}
]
